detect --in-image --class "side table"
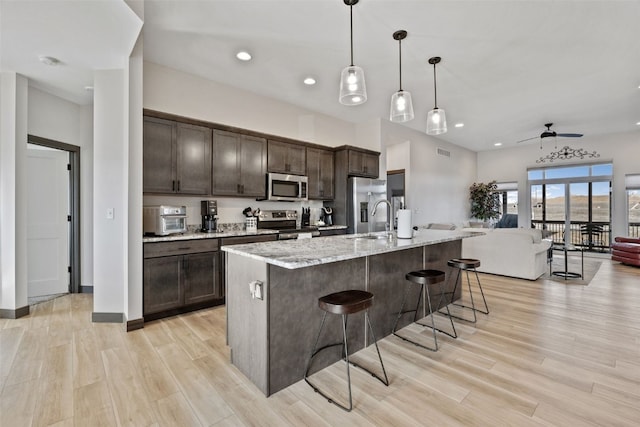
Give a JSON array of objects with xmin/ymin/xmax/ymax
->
[{"xmin": 551, "ymin": 244, "xmax": 584, "ymax": 280}]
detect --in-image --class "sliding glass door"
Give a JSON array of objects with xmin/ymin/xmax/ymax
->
[{"xmin": 529, "ymin": 163, "xmax": 612, "ymax": 252}]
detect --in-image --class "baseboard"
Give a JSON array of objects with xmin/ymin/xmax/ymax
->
[
  {"xmin": 126, "ymin": 318, "xmax": 144, "ymax": 332},
  {"xmin": 91, "ymin": 312, "xmax": 124, "ymax": 323},
  {"xmin": 0, "ymin": 305, "xmax": 30, "ymax": 319},
  {"xmin": 80, "ymin": 285, "xmax": 94, "ymax": 293}
]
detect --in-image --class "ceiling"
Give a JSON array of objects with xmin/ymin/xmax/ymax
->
[{"xmin": 2, "ymin": 1, "xmax": 639, "ymax": 152}]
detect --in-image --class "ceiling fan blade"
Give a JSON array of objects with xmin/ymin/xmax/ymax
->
[
  {"xmin": 516, "ymin": 136, "xmax": 539, "ymax": 143},
  {"xmin": 556, "ymin": 133, "xmax": 583, "ymax": 138}
]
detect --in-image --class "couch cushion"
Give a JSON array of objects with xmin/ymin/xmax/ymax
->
[
  {"xmin": 611, "ymin": 242, "xmax": 640, "ymax": 253},
  {"xmin": 614, "ymin": 237, "xmax": 640, "ymax": 244},
  {"xmin": 493, "ymin": 228, "xmax": 542, "ymax": 243}
]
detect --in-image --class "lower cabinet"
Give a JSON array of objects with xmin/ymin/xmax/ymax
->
[{"xmin": 143, "ymin": 238, "xmax": 222, "ymax": 320}]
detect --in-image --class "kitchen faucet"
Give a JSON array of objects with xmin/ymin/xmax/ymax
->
[{"xmin": 371, "ymin": 199, "xmax": 393, "ymax": 237}]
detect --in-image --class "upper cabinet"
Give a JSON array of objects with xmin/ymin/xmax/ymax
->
[
  {"xmin": 212, "ymin": 130, "xmax": 267, "ymax": 197},
  {"xmin": 143, "ymin": 117, "xmax": 212, "ymax": 195},
  {"xmin": 347, "ymin": 149, "xmax": 380, "ymax": 178},
  {"xmin": 267, "ymin": 140, "xmax": 306, "ymax": 176},
  {"xmin": 307, "ymin": 147, "xmax": 334, "ymax": 200}
]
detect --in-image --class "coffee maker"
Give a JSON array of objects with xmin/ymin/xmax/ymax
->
[
  {"xmin": 201, "ymin": 200, "xmax": 218, "ymax": 233},
  {"xmin": 321, "ymin": 206, "xmax": 333, "ymax": 225}
]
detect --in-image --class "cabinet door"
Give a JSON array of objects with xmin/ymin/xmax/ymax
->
[
  {"xmin": 176, "ymin": 123, "xmax": 212, "ymax": 195},
  {"xmin": 184, "ymin": 251, "xmax": 221, "ymax": 305},
  {"xmin": 212, "ymin": 130, "xmax": 241, "ymax": 195},
  {"xmin": 239, "ymin": 135, "xmax": 267, "ymax": 197},
  {"xmin": 307, "ymin": 147, "xmax": 334, "ymax": 200},
  {"xmin": 348, "ymin": 150, "xmax": 379, "ymax": 178},
  {"xmin": 143, "ymin": 256, "xmax": 183, "ymax": 315},
  {"xmin": 268, "ymin": 140, "xmax": 306, "ymax": 175},
  {"xmin": 143, "ymin": 117, "xmax": 176, "ymax": 193}
]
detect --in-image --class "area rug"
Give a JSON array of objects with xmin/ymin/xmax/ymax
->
[{"xmin": 541, "ymin": 255, "xmax": 602, "ymax": 285}]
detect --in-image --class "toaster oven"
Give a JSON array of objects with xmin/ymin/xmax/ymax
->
[{"xmin": 143, "ymin": 205, "xmax": 187, "ymax": 236}]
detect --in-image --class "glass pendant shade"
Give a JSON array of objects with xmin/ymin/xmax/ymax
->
[
  {"xmin": 339, "ymin": 65, "xmax": 367, "ymax": 105},
  {"xmin": 426, "ymin": 108, "xmax": 447, "ymax": 135},
  {"xmin": 390, "ymin": 90, "xmax": 414, "ymax": 122}
]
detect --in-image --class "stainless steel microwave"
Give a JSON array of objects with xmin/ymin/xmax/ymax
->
[
  {"xmin": 266, "ymin": 173, "xmax": 308, "ymax": 202},
  {"xmin": 143, "ymin": 205, "xmax": 188, "ymax": 236}
]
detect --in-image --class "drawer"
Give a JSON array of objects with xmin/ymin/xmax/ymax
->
[
  {"xmin": 221, "ymin": 234, "xmax": 278, "ymax": 246},
  {"xmin": 144, "ymin": 238, "xmax": 219, "ymax": 258}
]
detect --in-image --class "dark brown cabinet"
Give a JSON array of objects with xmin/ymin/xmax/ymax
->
[
  {"xmin": 143, "ymin": 117, "xmax": 212, "ymax": 195},
  {"xmin": 307, "ymin": 147, "xmax": 334, "ymax": 200},
  {"xmin": 347, "ymin": 149, "xmax": 379, "ymax": 178},
  {"xmin": 267, "ymin": 140, "xmax": 306, "ymax": 175},
  {"xmin": 143, "ymin": 239, "xmax": 222, "ymax": 319},
  {"xmin": 212, "ymin": 130, "xmax": 267, "ymax": 197}
]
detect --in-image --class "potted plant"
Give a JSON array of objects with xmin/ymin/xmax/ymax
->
[{"xmin": 469, "ymin": 181, "xmax": 500, "ymax": 224}]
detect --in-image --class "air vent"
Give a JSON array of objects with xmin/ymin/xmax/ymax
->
[{"xmin": 436, "ymin": 147, "xmax": 451, "ymax": 157}]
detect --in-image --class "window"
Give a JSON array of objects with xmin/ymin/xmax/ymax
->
[
  {"xmin": 528, "ymin": 163, "xmax": 612, "ymax": 251},
  {"xmin": 495, "ymin": 182, "xmax": 518, "ymax": 217},
  {"xmin": 626, "ymin": 174, "xmax": 640, "ymax": 237}
]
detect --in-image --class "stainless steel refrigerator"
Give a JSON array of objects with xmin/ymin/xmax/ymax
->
[{"xmin": 347, "ymin": 177, "xmax": 388, "ymax": 234}]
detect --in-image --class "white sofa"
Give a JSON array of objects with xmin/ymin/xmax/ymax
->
[{"xmin": 461, "ymin": 228, "xmax": 552, "ymax": 280}]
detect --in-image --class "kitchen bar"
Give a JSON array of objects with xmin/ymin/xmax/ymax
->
[{"xmin": 223, "ymin": 229, "xmax": 477, "ymax": 396}]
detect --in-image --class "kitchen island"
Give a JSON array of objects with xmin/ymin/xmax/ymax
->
[{"xmin": 222, "ymin": 229, "xmax": 478, "ymax": 396}]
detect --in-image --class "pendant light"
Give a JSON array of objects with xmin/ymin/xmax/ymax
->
[
  {"xmin": 389, "ymin": 30, "xmax": 414, "ymax": 122},
  {"xmin": 339, "ymin": 0, "xmax": 367, "ymax": 106},
  {"xmin": 426, "ymin": 56, "xmax": 447, "ymax": 135}
]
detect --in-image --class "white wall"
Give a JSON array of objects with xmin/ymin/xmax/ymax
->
[
  {"xmin": 27, "ymin": 87, "xmax": 94, "ymax": 289},
  {"xmin": 0, "ymin": 72, "xmax": 29, "ymax": 311},
  {"xmin": 381, "ymin": 120, "xmax": 477, "ymax": 227},
  {"xmin": 477, "ymin": 131, "xmax": 640, "ymax": 237},
  {"xmin": 144, "ymin": 62, "xmax": 357, "ymax": 148},
  {"xmin": 93, "ymin": 69, "xmax": 129, "ymax": 316}
]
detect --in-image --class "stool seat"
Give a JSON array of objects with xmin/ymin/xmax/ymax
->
[
  {"xmin": 447, "ymin": 258, "xmax": 481, "ymax": 269},
  {"xmin": 319, "ymin": 290, "xmax": 373, "ymax": 315},
  {"xmin": 405, "ymin": 269, "xmax": 446, "ymax": 285}
]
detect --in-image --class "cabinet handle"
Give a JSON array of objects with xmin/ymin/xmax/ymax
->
[
  {"xmin": 237, "ymin": 183, "xmax": 241, "ymax": 193},
  {"xmin": 240, "ymin": 184, "xmax": 245, "ymax": 193},
  {"xmin": 177, "ymin": 180, "xmax": 180, "ymax": 191},
  {"xmin": 172, "ymin": 180, "xmax": 176, "ymax": 191}
]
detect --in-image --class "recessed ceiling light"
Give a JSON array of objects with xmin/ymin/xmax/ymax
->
[
  {"xmin": 38, "ymin": 55, "xmax": 61, "ymax": 66},
  {"xmin": 303, "ymin": 77, "xmax": 316, "ymax": 86},
  {"xmin": 494, "ymin": 142, "xmax": 502, "ymax": 146},
  {"xmin": 84, "ymin": 86, "xmax": 94, "ymax": 92},
  {"xmin": 636, "ymin": 121, "xmax": 640, "ymax": 125},
  {"xmin": 236, "ymin": 51, "xmax": 252, "ymax": 61},
  {"xmin": 454, "ymin": 123, "xmax": 464, "ymax": 128}
]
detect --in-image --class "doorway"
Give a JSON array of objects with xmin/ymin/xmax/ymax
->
[{"xmin": 27, "ymin": 135, "xmax": 81, "ymax": 301}]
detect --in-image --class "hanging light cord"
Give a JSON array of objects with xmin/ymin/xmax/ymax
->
[
  {"xmin": 398, "ymin": 38, "xmax": 403, "ymax": 91},
  {"xmin": 349, "ymin": 4, "xmax": 354, "ymax": 66},
  {"xmin": 432, "ymin": 62, "xmax": 438, "ymax": 109}
]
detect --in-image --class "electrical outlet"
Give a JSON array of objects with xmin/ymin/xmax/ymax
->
[{"xmin": 106, "ymin": 208, "xmax": 114, "ymax": 219}]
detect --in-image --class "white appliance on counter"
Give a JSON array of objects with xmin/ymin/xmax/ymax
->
[
  {"xmin": 143, "ymin": 205, "xmax": 187, "ymax": 236},
  {"xmin": 347, "ymin": 177, "xmax": 387, "ymax": 234}
]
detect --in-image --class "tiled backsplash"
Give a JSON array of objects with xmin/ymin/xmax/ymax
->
[{"xmin": 144, "ymin": 195, "xmax": 326, "ymax": 226}]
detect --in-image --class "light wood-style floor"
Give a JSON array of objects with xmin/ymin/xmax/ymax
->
[{"xmin": 1, "ymin": 259, "xmax": 639, "ymax": 426}]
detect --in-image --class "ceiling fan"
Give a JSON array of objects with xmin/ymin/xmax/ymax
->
[{"xmin": 517, "ymin": 123, "xmax": 584, "ymax": 144}]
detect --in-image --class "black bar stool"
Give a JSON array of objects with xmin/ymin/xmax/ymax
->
[
  {"xmin": 392, "ymin": 269, "xmax": 457, "ymax": 351},
  {"xmin": 304, "ymin": 290, "xmax": 389, "ymax": 412},
  {"xmin": 441, "ymin": 258, "xmax": 489, "ymax": 323}
]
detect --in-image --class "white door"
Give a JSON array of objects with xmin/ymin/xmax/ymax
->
[{"xmin": 26, "ymin": 146, "xmax": 70, "ymax": 297}]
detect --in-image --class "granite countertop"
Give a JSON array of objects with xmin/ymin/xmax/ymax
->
[
  {"xmin": 222, "ymin": 229, "xmax": 479, "ymax": 269},
  {"xmin": 143, "ymin": 229, "xmax": 279, "ymax": 243}
]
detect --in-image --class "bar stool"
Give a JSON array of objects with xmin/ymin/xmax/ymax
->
[
  {"xmin": 392, "ymin": 269, "xmax": 457, "ymax": 351},
  {"xmin": 441, "ymin": 258, "xmax": 489, "ymax": 323},
  {"xmin": 304, "ymin": 290, "xmax": 389, "ymax": 412}
]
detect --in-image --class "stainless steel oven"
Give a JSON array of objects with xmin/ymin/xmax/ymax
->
[
  {"xmin": 143, "ymin": 205, "xmax": 187, "ymax": 236},
  {"xmin": 256, "ymin": 209, "xmax": 319, "ymax": 240}
]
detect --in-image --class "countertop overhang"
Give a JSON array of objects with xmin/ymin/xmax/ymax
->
[{"xmin": 222, "ymin": 229, "xmax": 480, "ymax": 269}]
